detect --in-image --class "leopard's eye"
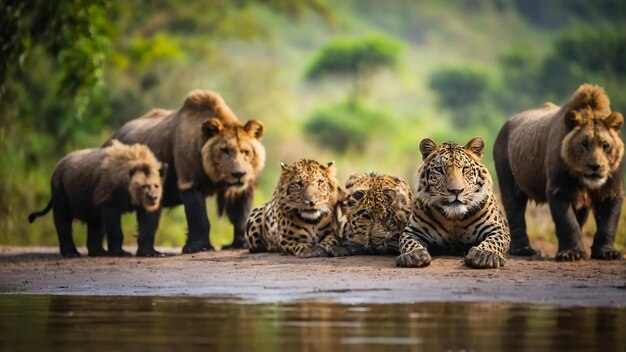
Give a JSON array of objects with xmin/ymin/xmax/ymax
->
[
  {"xmin": 356, "ymin": 209, "xmax": 371, "ymax": 220},
  {"xmin": 603, "ymin": 142, "xmax": 612, "ymax": 152},
  {"xmin": 433, "ymin": 166, "xmax": 444, "ymax": 174},
  {"xmin": 352, "ymin": 190, "xmax": 365, "ymax": 200}
]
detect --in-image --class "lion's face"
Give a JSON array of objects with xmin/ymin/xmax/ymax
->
[
  {"xmin": 562, "ymin": 109, "xmax": 624, "ymax": 189},
  {"xmin": 129, "ymin": 163, "xmax": 164, "ymax": 212},
  {"xmin": 415, "ymin": 137, "xmax": 492, "ymax": 220},
  {"xmin": 277, "ymin": 159, "xmax": 341, "ymax": 222},
  {"xmin": 201, "ymin": 118, "xmax": 265, "ymax": 191}
]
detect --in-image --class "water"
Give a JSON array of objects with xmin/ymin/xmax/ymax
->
[{"xmin": 0, "ymin": 295, "xmax": 624, "ymax": 351}]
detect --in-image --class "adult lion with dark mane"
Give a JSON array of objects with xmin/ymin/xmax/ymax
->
[
  {"xmin": 494, "ymin": 84, "xmax": 624, "ymax": 261},
  {"xmin": 105, "ymin": 90, "xmax": 265, "ymax": 256}
]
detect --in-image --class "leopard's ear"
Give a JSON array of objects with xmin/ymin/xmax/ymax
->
[
  {"xmin": 465, "ymin": 136, "xmax": 485, "ymax": 160},
  {"xmin": 280, "ymin": 162, "xmax": 290, "ymax": 174},
  {"xmin": 323, "ymin": 161, "xmax": 336, "ymax": 178},
  {"xmin": 345, "ymin": 173, "xmax": 367, "ymax": 190},
  {"xmin": 419, "ymin": 138, "xmax": 437, "ymax": 160}
]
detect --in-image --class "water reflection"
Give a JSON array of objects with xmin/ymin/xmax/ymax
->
[{"xmin": 0, "ymin": 295, "xmax": 624, "ymax": 351}]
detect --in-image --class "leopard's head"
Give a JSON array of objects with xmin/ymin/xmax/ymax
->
[
  {"xmin": 340, "ymin": 173, "xmax": 412, "ymax": 254},
  {"xmin": 415, "ymin": 137, "xmax": 492, "ymax": 220},
  {"xmin": 276, "ymin": 159, "xmax": 342, "ymax": 222}
]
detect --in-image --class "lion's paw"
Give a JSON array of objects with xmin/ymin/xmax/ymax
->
[
  {"xmin": 509, "ymin": 243, "xmax": 538, "ymax": 257},
  {"xmin": 591, "ymin": 247, "xmax": 623, "ymax": 260},
  {"xmin": 555, "ymin": 248, "xmax": 588, "ymax": 261}
]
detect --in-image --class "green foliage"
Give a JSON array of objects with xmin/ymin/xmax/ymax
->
[
  {"xmin": 428, "ymin": 66, "xmax": 493, "ymax": 128},
  {"xmin": 429, "ymin": 66, "xmax": 490, "ymax": 110},
  {"xmin": 538, "ymin": 27, "xmax": 626, "ymax": 111},
  {"xmin": 304, "ymin": 101, "xmax": 393, "ymax": 153},
  {"xmin": 0, "ymin": 0, "xmax": 115, "ymax": 113},
  {"xmin": 512, "ymin": 0, "xmax": 626, "ymax": 28},
  {"xmin": 306, "ymin": 34, "xmax": 403, "ymax": 80}
]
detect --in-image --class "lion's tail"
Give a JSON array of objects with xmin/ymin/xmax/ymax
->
[{"xmin": 28, "ymin": 200, "xmax": 52, "ymax": 223}]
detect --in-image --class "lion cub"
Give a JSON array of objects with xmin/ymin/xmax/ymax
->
[{"xmin": 29, "ymin": 140, "xmax": 166, "ymax": 257}]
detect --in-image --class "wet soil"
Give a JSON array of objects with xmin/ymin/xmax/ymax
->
[{"xmin": 1, "ymin": 243, "xmax": 624, "ymax": 307}]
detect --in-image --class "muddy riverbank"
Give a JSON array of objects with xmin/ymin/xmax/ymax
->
[{"xmin": 1, "ymin": 246, "xmax": 624, "ymax": 307}]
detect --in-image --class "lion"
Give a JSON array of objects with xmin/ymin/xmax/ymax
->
[
  {"xmin": 28, "ymin": 140, "xmax": 165, "ymax": 257},
  {"xmin": 104, "ymin": 90, "xmax": 265, "ymax": 256},
  {"xmin": 494, "ymin": 84, "xmax": 624, "ymax": 261}
]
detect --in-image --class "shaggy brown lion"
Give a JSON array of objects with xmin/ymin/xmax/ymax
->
[
  {"xmin": 494, "ymin": 84, "xmax": 624, "ymax": 261},
  {"xmin": 28, "ymin": 140, "xmax": 165, "ymax": 257},
  {"xmin": 104, "ymin": 90, "xmax": 265, "ymax": 256}
]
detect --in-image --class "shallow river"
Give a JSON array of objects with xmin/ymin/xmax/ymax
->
[{"xmin": 0, "ymin": 295, "xmax": 624, "ymax": 351}]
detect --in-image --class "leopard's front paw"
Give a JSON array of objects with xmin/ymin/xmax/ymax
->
[
  {"xmin": 297, "ymin": 246, "xmax": 327, "ymax": 258},
  {"xmin": 464, "ymin": 247, "xmax": 505, "ymax": 269},
  {"xmin": 329, "ymin": 246, "xmax": 350, "ymax": 257},
  {"xmin": 396, "ymin": 248, "xmax": 431, "ymax": 268}
]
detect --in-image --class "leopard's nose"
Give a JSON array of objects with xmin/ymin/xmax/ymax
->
[{"xmin": 448, "ymin": 187, "xmax": 464, "ymax": 196}]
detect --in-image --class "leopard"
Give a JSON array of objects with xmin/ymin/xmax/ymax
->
[
  {"xmin": 397, "ymin": 137, "xmax": 511, "ymax": 269},
  {"xmin": 331, "ymin": 173, "xmax": 412, "ymax": 256},
  {"xmin": 245, "ymin": 159, "xmax": 344, "ymax": 257}
]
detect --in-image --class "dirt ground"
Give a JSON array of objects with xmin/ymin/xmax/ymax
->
[{"xmin": 1, "ymin": 241, "xmax": 624, "ymax": 307}]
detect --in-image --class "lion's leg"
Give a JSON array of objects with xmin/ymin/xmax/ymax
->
[
  {"xmin": 494, "ymin": 134, "xmax": 534, "ymax": 256},
  {"xmin": 86, "ymin": 218, "xmax": 106, "ymax": 257},
  {"xmin": 575, "ymin": 207, "xmax": 590, "ymax": 229},
  {"xmin": 591, "ymin": 196, "xmax": 623, "ymax": 260},
  {"xmin": 102, "ymin": 207, "xmax": 131, "ymax": 257},
  {"xmin": 548, "ymin": 193, "xmax": 587, "ymax": 261},
  {"xmin": 245, "ymin": 207, "xmax": 268, "ymax": 253},
  {"xmin": 396, "ymin": 226, "xmax": 432, "ymax": 268},
  {"xmin": 52, "ymin": 200, "xmax": 79, "ymax": 258},
  {"xmin": 180, "ymin": 188, "xmax": 213, "ymax": 253},
  {"xmin": 136, "ymin": 207, "xmax": 164, "ymax": 257},
  {"xmin": 494, "ymin": 123, "xmax": 534, "ymax": 256},
  {"xmin": 221, "ymin": 189, "xmax": 253, "ymax": 249}
]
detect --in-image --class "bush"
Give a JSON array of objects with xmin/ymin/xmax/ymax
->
[
  {"xmin": 306, "ymin": 34, "xmax": 403, "ymax": 80},
  {"xmin": 304, "ymin": 101, "xmax": 392, "ymax": 153},
  {"xmin": 428, "ymin": 66, "xmax": 493, "ymax": 128},
  {"xmin": 429, "ymin": 66, "xmax": 490, "ymax": 110}
]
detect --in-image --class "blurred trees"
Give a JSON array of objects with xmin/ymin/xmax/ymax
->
[
  {"xmin": 304, "ymin": 35, "xmax": 402, "ymax": 152},
  {"xmin": 306, "ymin": 35, "xmax": 403, "ymax": 105},
  {"xmin": 429, "ymin": 66, "xmax": 491, "ymax": 128}
]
